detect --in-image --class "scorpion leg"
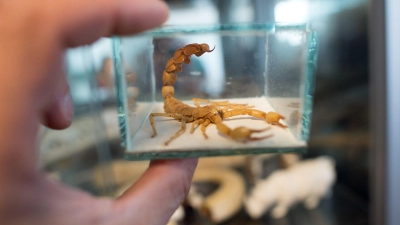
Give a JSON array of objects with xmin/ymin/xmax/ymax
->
[
  {"xmin": 192, "ymin": 98, "xmax": 228, "ymax": 107},
  {"xmin": 200, "ymin": 119, "xmax": 211, "ymax": 139},
  {"xmin": 192, "ymin": 98, "xmax": 250, "ymax": 108},
  {"xmin": 216, "ymin": 123, "xmax": 272, "ymax": 142},
  {"xmin": 220, "ymin": 104, "xmax": 254, "ymax": 112},
  {"xmin": 165, "ymin": 117, "xmax": 188, "ymax": 146},
  {"xmin": 190, "ymin": 119, "xmax": 205, "ymax": 134},
  {"xmin": 190, "ymin": 119, "xmax": 211, "ymax": 139},
  {"xmin": 149, "ymin": 113, "xmax": 183, "ymax": 138}
]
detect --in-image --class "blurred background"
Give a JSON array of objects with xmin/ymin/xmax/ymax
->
[{"xmin": 40, "ymin": 0, "xmax": 376, "ymax": 224}]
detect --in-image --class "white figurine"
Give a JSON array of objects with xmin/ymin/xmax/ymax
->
[
  {"xmin": 166, "ymin": 206, "xmax": 185, "ymax": 225},
  {"xmin": 187, "ymin": 166, "xmax": 246, "ymax": 223},
  {"xmin": 244, "ymin": 156, "xmax": 336, "ymax": 219}
]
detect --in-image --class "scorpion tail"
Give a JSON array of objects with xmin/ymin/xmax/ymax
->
[{"xmin": 161, "ymin": 43, "xmax": 215, "ymax": 99}]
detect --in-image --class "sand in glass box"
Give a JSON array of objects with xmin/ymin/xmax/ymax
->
[{"xmin": 112, "ymin": 23, "xmax": 318, "ymax": 160}]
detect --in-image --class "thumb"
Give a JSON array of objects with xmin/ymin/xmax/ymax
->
[{"xmin": 42, "ymin": 86, "xmax": 74, "ymax": 129}]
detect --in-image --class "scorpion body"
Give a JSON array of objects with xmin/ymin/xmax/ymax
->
[{"xmin": 150, "ymin": 43, "xmax": 286, "ymax": 145}]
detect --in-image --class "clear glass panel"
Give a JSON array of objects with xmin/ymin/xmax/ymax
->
[
  {"xmin": 113, "ymin": 23, "xmax": 318, "ymax": 160},
  {"xmin": 41, "ymin": 41, "xmax": 118, "ymax": 195}
]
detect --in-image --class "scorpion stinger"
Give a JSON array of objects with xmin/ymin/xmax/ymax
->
[{"xmin": 149, "ymin": 43, "xmax": 286, "ymax": 145}]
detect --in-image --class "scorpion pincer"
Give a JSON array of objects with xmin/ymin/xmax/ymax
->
[{"xmin": 149, "ymin": 43, "xmax": 287, "ymax": 145}]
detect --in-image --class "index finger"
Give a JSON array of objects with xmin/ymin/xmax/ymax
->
[{"xmin": 52, "ymin": 0, "xmax": 169, "ymax": 47}]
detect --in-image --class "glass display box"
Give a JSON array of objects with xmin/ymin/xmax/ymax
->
[{"xmin": 112, "ymin": 23, "xmax": 318, "ymax": 160}]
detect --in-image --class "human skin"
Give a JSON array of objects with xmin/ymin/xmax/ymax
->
[{"xmin": 0, "ymin": 0, "xmax": 198, "ymax": 224}]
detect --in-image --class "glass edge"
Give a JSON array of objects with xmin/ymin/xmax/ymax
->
[
  {"xmin": 124, "ymin": 147, "xmax": 307, "ymax": 161},
  {"xmin": 301, "ymin": 30, "xmax": 319, "ymax": 141},
  {"xmin": 111, "ymin": 37, "xmax": 128, "ymax": 148},
  {"xmin": 130, "ymin": 23, "xmax": 312, "ymax": 37}
]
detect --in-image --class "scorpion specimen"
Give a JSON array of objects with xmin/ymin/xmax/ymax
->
[{"xmin": 149, "ymin": 43, "xmax": 287, "ymax": 145}]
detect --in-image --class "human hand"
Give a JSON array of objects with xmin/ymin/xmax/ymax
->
[{"xmin": 0, "ymin": 1, "xmax": 198, "ymax": 224}]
